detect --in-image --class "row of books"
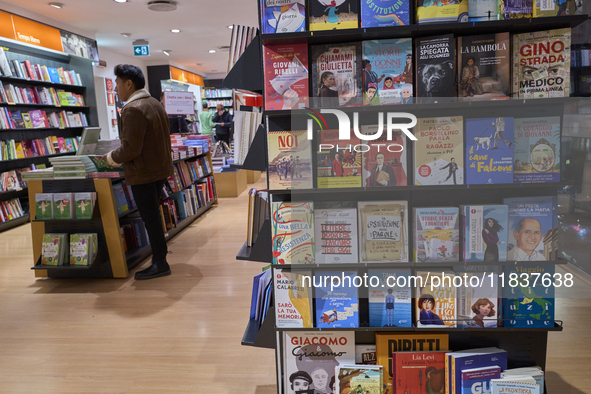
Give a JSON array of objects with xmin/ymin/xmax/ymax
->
[
  {"xmin": 272, "ymin": 196, "xmax": 557, "ymax": 264},
  {"xmin": 0, "ymin": 136, "xmax": 79, "ymax": 162},
  {"xmin": 0, "ymin": 169, "xmax": 25, "ymax": 192},
  {"xmin": 283, "ymin": 331, "xmax": 545, "ymax": 394},
  {"xmin": 249, "ymin": 268, "xmax": 273, "ymax": 331},
  {"xmin": 112, "ymin": 182, "xmax": 137, "ymax": 216},
  {"xmin": 246, "ymin": 188, "xmax": 269, "ymax": 247},
  {"xmin": 120, "ymin": 218, "xmax": 149, "ymax": 253},
  {"xmin": 571, "ymin": 46, "xmax": 591, "ymax": 66},
  {"xmin": 161, "ymin": 176, "xmax": 216, "ymax": 213},
  {"xmin": 167, "ymin": 157, "xmax": 212, "ymax": 193},
  {"xmin": 1, "ymin": 108, "xmax": 89, "ymax": 129},
  {"xmin": 268, "ymin": 114, "xmax": 561, "ymax": 190},
  {"xmin": 262, "ymin": 0, "xmax": 582, "ymax": 34},
  {"xmin": 275, "ymin": 265, "xmax": 555, "ymax": 330},
  {"xmin": 233, "ymin": 111, "xmax": 263, "ymax": 166},
  {"xmin": 264, "ymin": 28, "xmax": 571, "ymax": 111},
  {"xmin": 0, "ymin": 49, "xmax": 83, "ymax": 86},
  {"xmin": 205, "ymin": 99, "xmax": 232, "ymax": 107},
  {"xmin": 0, "ymin": 198, "xmax": 25, "ymax": 223},
  {"xmin": 203, "ymin": 88, "xmax": 232, "ymax": 98},
  {"xmin": 170, "ymin": 134, "xmax": 209, "ymax": 161},
  {"xmin": 40, "ymin": 233, "xmax": 98, "ymax": 266},
  {"xmin": 35, "ymin": 192, "xmax": 96, "ymax": 220},
  {"xmin": 49, "ymin": 155, "xmax": 101, "ymax": 179},
  {"xmin": 227, "ymin": 25, "xmax": 258, "ymax": 74},
  {"xmin": 0, "ymin": 83, "xmax": 85, "ymax": 106}
]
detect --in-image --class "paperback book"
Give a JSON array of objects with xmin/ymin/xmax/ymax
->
[
  {"xmin": 414, "ymin": 116, "xmax": 464, "ymax": 185},
  {"xmin": 283, "ymin": 331, "xmax": 355, "ymax": 394},
  {"xmin": 458, "ymin": 33, "xmax": 511, "ymax": 100},
  {"xmin": 267, "ymin": 129, "xmax": 313, "ymax": 190},
  {"xmin": 361, "ymin": 125, "xmax": 408, "ymax": 187},
  {"xmin": 392, "ymin": 351, "xmax": 447, "ymax": 394},
  {"xmin": 448, "ymin": 349, "xmax": 508, "ymax": 394},
  {"xmin": 317, "ymin": 129, "xmax": 362, "ymax": 188},
  {"xmin": 336, "ymin": 365, "xmax": 383, "ymax": 394},
  {"xmin": 358, "ymin": 200, "xmax": 409, "ymax": 263},
  {"xmin": 461, "ymin": 205, "xmax": 509, "ymax": 262},
  {"xmin": 35, "ymin": 193, "xmax": 53, "ymax": 220},
  {"xmin": 261, "ymin": 0, "xmax": 306, "ymax": 34},
  {"xmin": 362, "ymin": 38, "xmax": 413, "ymax": 105},
  {"xmin": 69, "ymin": 233, "xmax": 95, "ymax": 266},
  {"xmin": 416, "ymin": 271, "xmax": 457, "ymax": 327},
  {"xmin": 512, "ymin": 28, "xmax": 571, "ymax": 98},
  {"xmin": 416, "ymin": 35, "xmax": 455, "ymax": 99},
  {"xmin": 314, "ymin": 204, "xmax": 358, "ymax": 264},
  {"xmin": 274, "ymin": 268, "xmax": 313, "ymax": 328},
  {"xmin": 263, "ymin": 43, "xmax": 309, "ymax": 111},
  {"xmin": 533, "ymin": 0, "xmax": 583, "ymax": 17},
  {"xmin": 314, "ymin": 270, "xmax": 359, "ymax": 328},
  {"xmin": 500, "ymin": 0, "xmax": 533, "ymax": 19},
  {"xmin": 416, "ymin": 0, "xmax": 468, "ymax": 23},
  {"xmin": 413, "ymin": 207, "xmax": 460, "ymax": 263},
  {"xmin": 356, "ymin": 344, "xmax": 377, "ymax": 365},
  {"xmin": 52, "ymin": 192, "xmax": 74, "ymax": 220},
  {"xmin": 41, "ymin": 233, "xmax": 68, "ymax": 265},
  {"xmin": 368, "ymin": 269, "xmax": 412, "ymax": 327},
  {"xmin": 361, "ymin": 0, "xmax": 410, "ymax": 27},
  {"xmin": 461, "ymin": 366, "xmax": 501, "ymax": 394},
  {"xmin": 311, "ymin": 43, "xmax": 362, "ymax": 107},
  {"xmin": 74, "ymin": 192, "xmax": 95, "ymax": 219},
  {"xmin": 491, "ymin": 378, "xmax": 540, "ymax": 394},
  {"xmin": 457, "ymin": 272, "xmax": 499, "ymax": 327},
  {"xmin": 513, "ymin": 117, "xmax": 560, "ymax": 183},
  {"xmin": 469, "ymin": 0, "xmax": 500, "ymax": 21},
  {"xmin": 271, "ymin": 199, "xmax": 315, "ymax": 264},
  {"xmin": 309, "ymin": 0, "xmax": 359, "ymax": 31}
]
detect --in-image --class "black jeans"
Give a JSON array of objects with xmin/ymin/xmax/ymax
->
[
  {"xmin": 131, "ymin": 179, "xmax": 168, "ymax": 264},
  {"xmin": 216, "ymin": 132, "xmax": 230, "ymax": 145}
]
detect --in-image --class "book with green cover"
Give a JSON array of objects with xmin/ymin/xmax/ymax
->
[
  {"xmin": 53, "ymin": 192, "xmax": 74, "ymax": 219},
  {"xmin": 74, "ymin": 192, "xmax": 95, "ymax": 219},
  {"xmin": 41, "ymin": 233, "xmax": 67, "ymax": 265},
  {"xmin": 22, "ymin": 112, "xmax": 33, "ymax": 128},
  {"xmin": 69, "ymin": 233, "xmax": 93, "ymax": 266},
  {"xmin": 35, "ymin": 193, "xmax": 53, "ymax": 220},
  {"xmin": 88, "ymin": 155, "xmax": 116, "ymax": 171}
]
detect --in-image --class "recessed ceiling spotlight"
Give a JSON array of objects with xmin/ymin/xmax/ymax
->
[
  {"xmin": 208, "ymin": 50, "xmax": 216, "ymax": 53},
  {"xmin": 170, "ymin": 29, "xmax": 181, "ymax": 33},
  {"xmin": 227, "ymin": 25, "xmax": 233, "ymax": 29},
  {"xmin": 121, "ymin": 33, "xmax": 132, "ymax": 37},
  {"xmin": 49, "ymin": 2, "xmax": 64, "ymax": 8},
  {"xmin": 114, "ymin": 0, "xmax": 128, "ymax": 3},
  {"xmin": 196, "ymin": 63, "xmax": 203, "ymax": 66},
  {"xmin": 163, "ymin": 50, "xmax": 171, "ymax": 56},
  {"xmin": 147, "ymin": 0, "xmax": 177, "ymax": 11}
]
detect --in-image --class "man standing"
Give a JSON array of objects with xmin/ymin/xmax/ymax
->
[
  {"xmin": 490, "ymin": 117, "xmax": 512, "ymax": 149},
  {"xmin": 507, "ymin": 218, "xmax": 544, "ymax": 261},
  {"xmin": 199, "ymin": 102, "xmax": 216, "ymax": 137},
  {"xmin": 212, "ymin": 104, "xmax": 233, "ymax": 146},
  {"xmin": 105, "ymin": 64, "xmax": 174, "ymax": 280},
  {"xmin": 368, "ymin": 153, "xmax": 396, "ymax": 187}
]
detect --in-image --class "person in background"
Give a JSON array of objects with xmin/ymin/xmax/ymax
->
[
  {"xmin": 161, "ymin": 92, "xmax": 189, "ymax": 134},
  {"xmin": 199, "ymin": 102, "xmax": 216, "ymax": 138},
  {"xmin": 212, "ymin": 103, "xmax": 233, "ymax": 147},
  {"xmin": 104, "ymin": 64, "xmax": 174, "ymax": 280}
]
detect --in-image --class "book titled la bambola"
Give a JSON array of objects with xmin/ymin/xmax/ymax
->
[
  {"xmin": 263, "ymin": 43, "xmax": 309, "ymax": 111},
  {"xmin": 392, "ymin": 351, "xmax": 447, "ymax": 394}
]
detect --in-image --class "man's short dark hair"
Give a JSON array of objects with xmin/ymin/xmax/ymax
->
[
  {"xmin": 289, "ymin": 371, "xmax": 312, "ymax": 385},
  {"xmin": 114, "ymin": 64, "xmax": 145, "ymax": 90},
  {"xmin": 202, "ymin": 102, "xmax": 208, "ymax": 109}
]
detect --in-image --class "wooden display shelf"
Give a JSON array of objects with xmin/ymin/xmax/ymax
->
[
  {"xmin": 213, "ymin": 169, "xmax": 247, "ymax": 198},
  {"xmin": 0, "ymin": 75, "xmax": 86, "ymax": 90}
]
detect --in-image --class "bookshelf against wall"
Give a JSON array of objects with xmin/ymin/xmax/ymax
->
[
  {"xmin": 0, "ymin": 38, "xmax": 98, "ymax": 233},
  {"xmin": 28, "ymin": 151, "xmax": 217, "ymax": 279},
  {"xmin": 202, "ymin": 87, "xmax": 234, "ymax": 115}
]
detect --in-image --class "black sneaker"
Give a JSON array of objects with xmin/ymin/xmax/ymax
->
[{"xmin": 134, "ymin": 263, "xmax": 171, "ymax": 280}]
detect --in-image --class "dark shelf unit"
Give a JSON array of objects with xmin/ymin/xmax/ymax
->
[
  {"xmin": 0, "ymin": 214, "xmax": 29, "ymax": 232},
  {"xmin": 242, "ymin": 306, "xmax": 276, "ymax": 349},
  {"xmin": 236, "ymin": 218, "xmax": 273, "ymax": 263}
]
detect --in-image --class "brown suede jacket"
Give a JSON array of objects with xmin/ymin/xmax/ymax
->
[{"xmin": 108, "ymin": 89, "xmax": 174, "ymax": 185}]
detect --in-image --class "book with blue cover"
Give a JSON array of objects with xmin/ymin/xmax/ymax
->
[
  {"xmin": 261, "ymin": 0, "xmax": 306, "ymax": 34},
  {"xmin": 314, "ymin": 270, "xmax": 359, "ymax": 328},
  {"xmin": 465, "ymin": 117, "xmax": 513, "ymax": 185},
  {"xmin": 461, "ymin": 205, "xmax": 508, "ymax": 262},
  {"xmin": 360, "ymin": 0, "xmax": 410, "ymax": 27},
  {"xmin": 461, "ymin": 366, "xmax": 501, "ymax": 394},
  {"xmin": 449, "ymin": 349, "xmax": 508, "ymax": 394},
  {"xmin": 362, "ymin": 38, "xmax": 413, "ymax": 106},
  {"xmin": 48, "ymin": 68, "xmax": 61, "ymax": 84},
  {"xmin": 368, "ymin": 269, "xmax": 412, "ymax": 327},
  {"xmin": 414, "ymin": 207, "xmax": 460, "ymax": 263},
  {"xmin": 513, "ymin": 117, "xmax": 560, "ymax": 183}
]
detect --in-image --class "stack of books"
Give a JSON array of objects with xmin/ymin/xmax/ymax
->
[
  {"xmin": 40, "ymin": 232, "xmax": 98, "ymax": 266},
  {"xmin": 69, "ymin": 233, "xmax": 98, "ymax": 266},
  {"xmin": 49, "ymin": 156, "xmax": 97, "ymax": 179},
  {"xmin": 21, "ymin": 168, "xmax": 54, "ymax": 181}
]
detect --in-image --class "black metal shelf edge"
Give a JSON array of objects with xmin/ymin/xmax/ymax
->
[
  {"xmin": 261, "ymin": 15, "xmax": 587, "ymax": 45},
  {"xmin": 31, "ymin": 264, "xmax": 97, "ymax": 270},
  {"xmin": 0, "ymin": 188, "xmax": 28, "ymax": 199},
  {"xmin": 275, "ymin": 259, "xmax": 567, "ymax": 270},
  {"xmin": 275, "ymin": 322, "xmax": 563, "ymax": 332},
  {"xmin": 118, "ymin": 208, "xmax": 139, "ymax": 219},
  {"xmin": 0, "ymin": 214, "xmax": 29, "ymax": 231},
  {"xmin": 0, "ymin": 76, "xmax": 86, "ymax": 89}
]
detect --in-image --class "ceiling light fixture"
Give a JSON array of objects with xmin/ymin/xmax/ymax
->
[
  {"xmin": 228, "ymin": 25, "xmax": 233, "ymax": 29},
  {"xmin": 163, "ymin": 50, "xmax": 171, "ymax": 56},
  {"xmin": 49, "ymin": 2, "xmax": 64, "ymax": 8},
  {"xmin": 121, "ymin": 33, "xmax": 132, "ymax": 37},
  {"xmin": 208, "ymin": 50, "xmax": 216, "ymax": 53},
  {"xmin": 114, "ymin": 0, "xmax": 128, "ymax": 3},
  {"xmin": 147, "ymin": 0, "xmax": 177, "ymax": 11},
  {"xmin": 170, "ymin": 29, "xmax": 181, "ymax": 33}
]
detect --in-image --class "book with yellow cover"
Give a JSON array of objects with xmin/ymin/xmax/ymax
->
[{"xmin": 274, "ymin": 268, "xmax": 312, "ymax": 328}]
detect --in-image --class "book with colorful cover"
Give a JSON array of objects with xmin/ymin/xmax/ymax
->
[
  {"xmin": 368, "ymin": 269, "xmax": 412, "ymax": 327},
  {"xmin": 469, "ymin": 0, "xmax": 500, "ymax": 21},
  {"xmin": 512, "ymin": 28, "xmax": 571, "ymax": 98},
  {"xmin": 361, "ymin": 126, "xmax": 408, "ymax": 187},
  {"xmin": 274, "ymin": 267, "xmax": 313, "ymax": 328},
  {"xmin": 336, "ymin": 365, "xmax": 383, "ymax": 394},
  {"xmin": 465, "ymin": 117, "xmax": 513, "ymax": 185},
  {"xmin": 263, "ymin": 43, "xmax": 309, "ymax": 111},
  {"xmin": 533, "ymin": 0, "xmax": 581, "ymax": 17},
  {"xmin": 358, "ymin": 200, "xmax": 409, "ymax": 263},
  {"xmin": 311, "ymin": 42, "xmax": 362, "ymax": 107},
  {"xmin": 52, "ymin": 192, "xmax": 74, "ymax": 219},
  {"xmin": 314, "ymin": 204, "xmax": 358, "ymax": 264},
  {"xmin": 392, "ymin": 351, "xmax": 447, "ymax": 394},
  {"xmin": 416, "ymin": 0, "xmax": 469, "ymax": 23},
  {"xmin": 261, "ymin": 0, "xmax": 306, "ymax": 34},
  {"xmin": 362, "ymin": 38, "xmax": 413, "ymax": 106},
  {"xmin": 317, "ymin": 129, "xmax": 362, "ymax": 188},
  {"xmin": 457, "ymin": 271, "xmax": 499, "ymax": 328},
  {"xmin": 41, "ymin": 233, "xmax": 67, "ymax": 265},
  {"xmin": 414, "ymin": 116, "xmax": 464, "ymax": 185},
  {"xmin": 309, "ymin": 0, "xmax": 359, "ymax": 31},
  {"xmin": 21, "ymin": 113, "xmax": 33, "ymax": 129},
  {"xmin": 69, "ymin": 233, "xmax": 93, "ymax": 266},
  {"xmin": 74, "ymin": 192, "xmax": 94, "ymax": 219},
  {"xmin": 271, "ymin": 199, "xmax": 315, "ymax": 264},
  {"xmin": 35, "ymin": 193, "xmax": 53, "ymax": 220},
  {"xmin": 28, "ymin": 110, "xmax": 46, "ymax": 128},
  {"xmin": 9, "ymin": 110, "xmax": 24, "ymax": 128},
  {"xmin": 356, "ymin": 344, "xmax": 377, "ymax": 365},
  {"xmin": 513, "ymin": 117, "xmax": 560, "ymax": 183},
  {"xmin": 283, "ymin": 331, "xmax": 355, "ymax": 394},
  {"xmin": 501, "ymin": 369, "xmax": 544, "ymax": 393},
  {"xmin": 314, "ymin": 270, "xmax": 359, "ymax": 327},
  {"xmin": 361, "ymin": 0, "xmax": 410, "ymax": 27},
  {"xmin": 450, "ymin": 349, "xmax": 508, "ymax": 394},
  {"xmin": 413, "ymin": 207, "xmax": 460, "ymax": 263},
  {"xmin": 112, "ymin": 183, "xmax": 129, "ymax": 215},
  {"xmin": 461, "ymin": 366, "xmax": 501, "ymax": 394},
  {"xmin": 376, "ymin": 332, "xmax": 449, "ymax": 392},
  {"xmin": 458, "ymin": 33, "xmax": 511, "ymax": 100},
  {"xmin": 500, "ymin": 0, "xmax": 533, "ymax": 18},
  {"xmin": 416, "ymin": 271, "xmax": 457, "ymax": 327},
  {"xmin": 267, "ymin": 130, "xmax": 312, "ymax": 190},
  {"xmin": 491, "ymin": 378, "xmax": 540, "ymax": 394},
  {"xmin": 416, "ymin": 35, "xmax": 456, "ymax": 98},
  {"xmin": 461, "ymin": 205, "xmax": 509, "ymax": 262}
]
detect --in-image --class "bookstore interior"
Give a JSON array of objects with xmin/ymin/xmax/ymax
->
[{"xmin": 1, "ymin": 0, "xmax": 591, "ymax": 392}]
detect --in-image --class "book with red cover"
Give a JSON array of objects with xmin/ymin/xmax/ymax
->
[
  {"xmin": 391, "ymin": 351, "xmax": 447, "ymax": 394},
  {"xmin": 263, "ymin": 43, "xmax": 309, "ymax": 111},
  {"xmin": 24, "ymin": 60, "xmax": 36, "ymax": 80}
]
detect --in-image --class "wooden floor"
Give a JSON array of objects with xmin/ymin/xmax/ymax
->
[{"xmin": 0, "ymin": 174, "xmax": 589, "ymax": 393}]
